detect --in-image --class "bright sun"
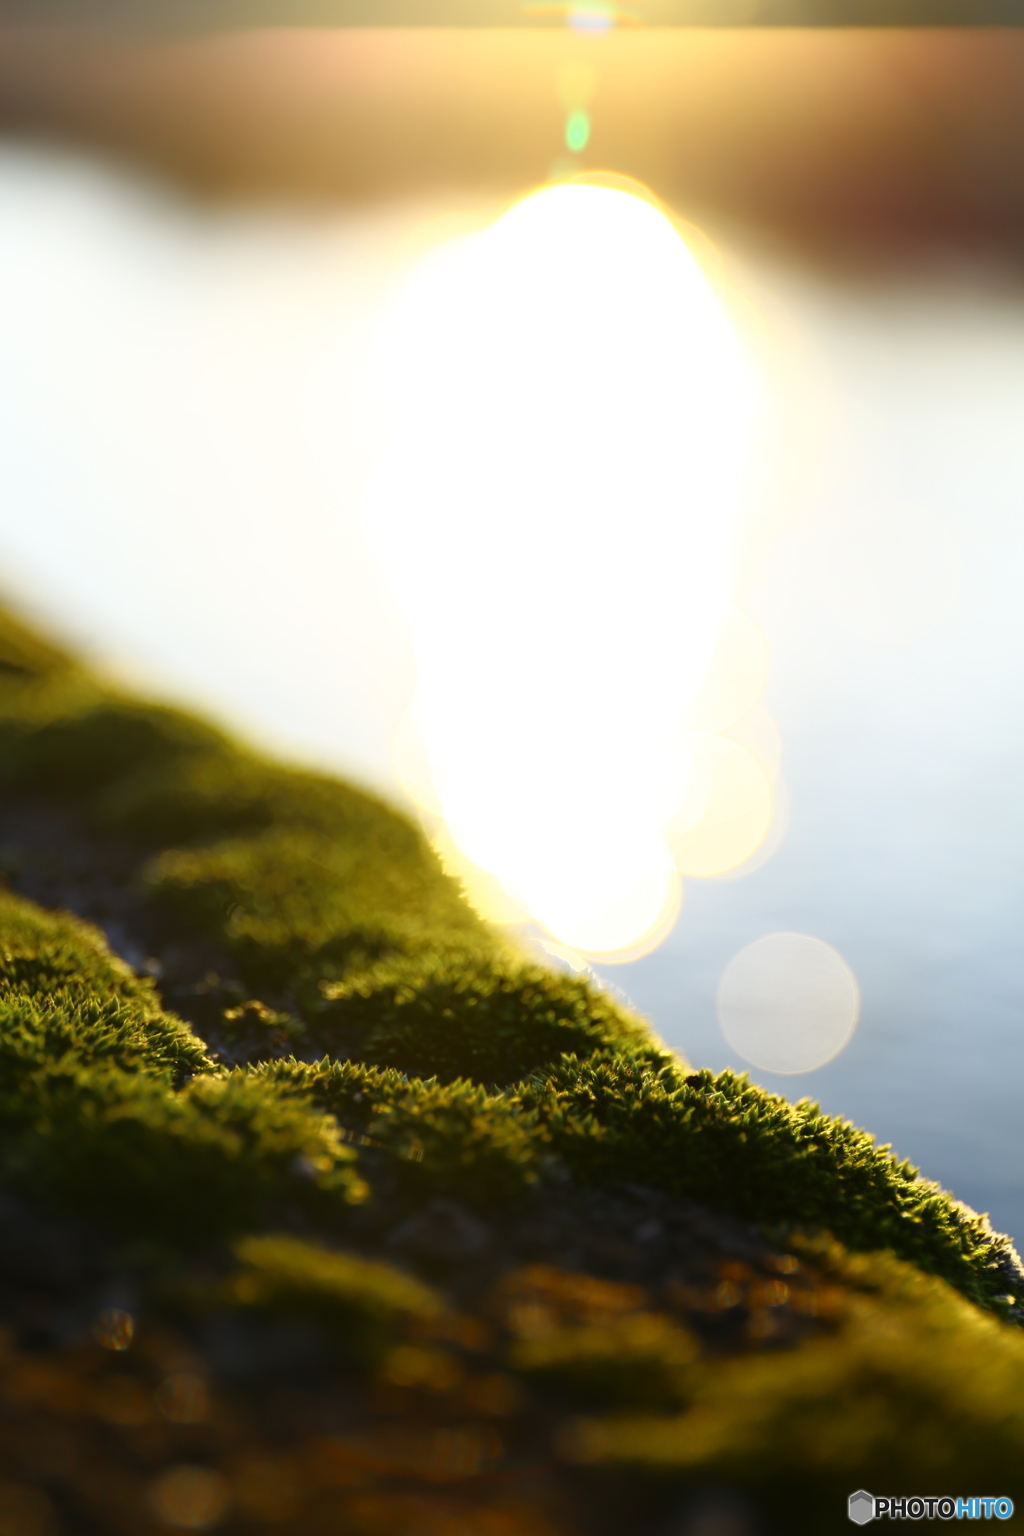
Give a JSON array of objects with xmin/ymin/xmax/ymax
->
[{"xmin": 364, "ymin": 180, "xmax": 769, "ymax": 959}]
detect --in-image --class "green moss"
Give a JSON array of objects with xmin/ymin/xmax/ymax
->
[
  {"xmin": 255, "ymin": 1057, "xmax": 544, "ymax": 1208},
  {"xmin": 169, "ymin": 1234, "xmax": 446, "ymax": 1373},
  {"xmin": 148, "ymin": 824, "xmax": 490, "ymax": 990},
  {"xmin": 521, "ymin": 1056, "xmax": 1019, "ymax": 1312},
  {"xmin": 106, "ymin": 749, "xmax": 440, "ymax": 852},
  {"xmin": 0, "ymin": 598, "xmax": 1018, "ymax": 1327},
  {"xmin": 560, "ymin": 1243, "xmax": 1024, "ymax": 1498},
  {"xmin": 0, "ymin": 893, "xmax": 210, "ymax": 1079},
  {"xmin": 6, "ymin": 598, "xmax": 1024, "ymax": 1520},
  {"xmin": 0, "ymin": 604, "xmax": 77, "ymax": 679},
  {"xmin": 230, "ymin": 1232, "xmax": 441, "ymax": 1318},
  {"xmin": 0, "ymin": 893, "xmax": 368, "ymax": 1240},
  {"xmin": 0, "ymin": 701, "xmax": 229, "ymax": 799},
  {"xmin": 219, "ymin": 1233, "xmax": 443, "ymax": 1363},
  {"xmin": 511, "ymin": 1311, "xmax": 697, "ymax": 1411},
  {"xmin": 252, "ymin": 1049, "xmax": 1018, "ymax": 1313},
  {"xmin": 0, "ymin": 602, "xmax": 492, "ymax": 1000},
  {"xmin": 3, "ymin": 1059, "xmax": 367, "ymax": 1241},
  {"xmin": 310, "ymin": 953, "xmax": 668, "ymax": 1087}
]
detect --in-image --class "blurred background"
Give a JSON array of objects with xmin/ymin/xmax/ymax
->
[{"xmin": 3, "ymin": 23, "xmax": 1024, "ymax": 1241}]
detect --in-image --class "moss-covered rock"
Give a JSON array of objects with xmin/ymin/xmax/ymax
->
[
  {"xmin": 559, "ymin": 1241, "xmax": 1024, "ymax": 1508},
  {"xmin": 0, "ymin": 597, "xmax": 1021, "ymax": 1534},
  {"xmin": 220, "ymin": 1233, "xmax": 443, "ymax": 1365},
  {"xmin": 310, "ymin": 953, "xmax": 668, "ymax": 1086},
  {"xmin": 521, "ymin": 1054, "xmax": 1022, "ymax": 1313}
]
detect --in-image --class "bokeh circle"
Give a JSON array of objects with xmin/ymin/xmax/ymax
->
[{"xmin": 716, "ymin": 932, "xmax": 859, "ymax": 1074}]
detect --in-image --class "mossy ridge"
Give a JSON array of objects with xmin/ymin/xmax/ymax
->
[
  {"xmin": 0, "ymin": 604, "xmax": 79, "ymax": 680},
  {"xmin": 264, "ymin": 1052, "xmax": 1019, "ymax": 1314},
  {"xmin": 3, "ymin": 1061, "xmax": 367, "ymax": 1241},
  {"xmin": 0, "ymin": 891, "xmax": 209, "ymax": 1080},
  {"xmin": 7, "ymin": 877, "xmax": 995, "ymax": 1320},
  {"xmin": 0, "ymin": 890, "xmax": 368, "ymax": 1240},
  {"xmin": 0, "ymin": 598, "xmax": 1019, "ymax": 1324},
  {"xmin": 0, "ymin": 893, "xmax": 1010, "ymax": 1313},
  {"xmin": 519, "ymin": 1055, "xmax": 1020, "ymax": 1313},
  {"xmin": 254, "ymin": 1056, "xmax": 545, "ymax": 1209},
  {"xmin": 307, "ymin": 952, "xmax": 668, "ymax": 1087},
  {"xmin": 0, "ymin": 894, "xmax": 539, "ymax": 1244},
  {"xmin": 0, "ymin": 621, "xmax": 494, "ymax": 998},
  {"xmin": 147, "ymin": 824, "xmax": 491, "ymax": 992}
]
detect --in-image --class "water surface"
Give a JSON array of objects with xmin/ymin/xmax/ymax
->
[{"xmin": 2, "ymin": 148, "xmax": 1023, "ymax": 1242}]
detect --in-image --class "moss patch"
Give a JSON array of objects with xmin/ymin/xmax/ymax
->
[
  {"xmin": 0, "ymin": 599, "xmax": 1017, "ymax": 1309},
  {"xmin": 520, "ymin": 1054, "xmax": 1022, "ymax": 1314},
  {"xmin": 560, "ymin": 1240, "xmax": 1024, "ymax": 1502},
  {"xmin": 310, "ymin": 953, "xmax": 667, "ymax": 1087},
  {"xmin": 0, "ymin": 598, "xmax": 1022, "ymax": 1529}
]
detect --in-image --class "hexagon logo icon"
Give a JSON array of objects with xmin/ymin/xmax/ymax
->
[{"xmin": 848, "ymin": 1491, "xmax": 875, "ymax": 1525}]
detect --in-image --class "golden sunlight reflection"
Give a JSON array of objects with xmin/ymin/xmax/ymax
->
[
  {"xmin": 717, "ymin": 933, "xmax": 860, "ymax": 1074},
  {"xmin": 365, "ymin": 180, "xmax": 769, "ymax": 959}
]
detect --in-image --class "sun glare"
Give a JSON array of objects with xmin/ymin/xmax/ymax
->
[{"xmin": 364, "ymin": 181, "xmax": 768, "ymax": 959}]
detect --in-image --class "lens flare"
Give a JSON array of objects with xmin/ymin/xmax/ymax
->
[
  {"xmin": 717, "ymin": 932, "xmax": 860, "ymax": 1074},
  {"xmin": 668, "ymin": 735, "xmax": 773, "ymax": 879},
  {"xmin": 365, "ymin": 181, "xmax": 763, "ymax": 958},
  {"xmin": 565, "ymin": 110, "xmax": 591, "ymax": 154}
]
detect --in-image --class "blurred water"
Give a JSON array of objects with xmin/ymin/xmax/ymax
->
[
  {"xmin": 601, "ymin": 270, "xmax": 1024, "ymax": 1245},
  {"xmin": 2, "ymin": 147, "xmax": 1024, "ymax": 1242}
]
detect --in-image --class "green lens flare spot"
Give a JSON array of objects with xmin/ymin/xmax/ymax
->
[{"xmin": 565, "ymin": 110, "xmax": 591, "ymax": 154}]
